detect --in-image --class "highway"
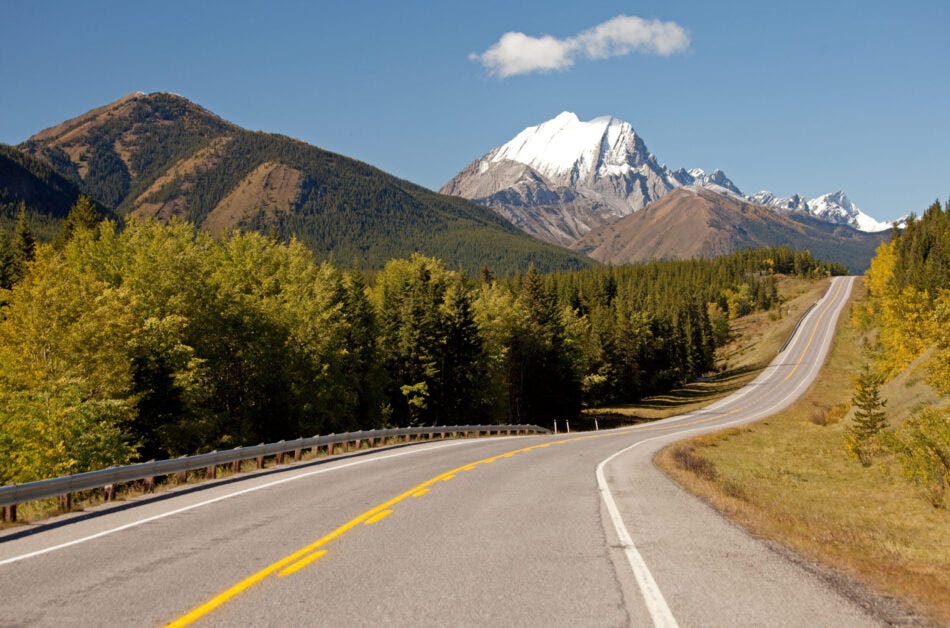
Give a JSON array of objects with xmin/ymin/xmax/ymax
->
[{"xmin": 0, "ymin": 276, "xmax": 877, "ymax": 626}]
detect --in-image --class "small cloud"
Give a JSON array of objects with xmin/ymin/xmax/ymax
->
[
  {"xmin": 470, "ymin": 32, "xmax": 574, "ymax": 77},
  {"xmin": 472, "ymin": 15, "xmax": 690, "ymax": 78}
]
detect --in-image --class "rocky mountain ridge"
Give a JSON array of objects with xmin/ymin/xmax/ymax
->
[{"xmin": 442, "ymin": 112, "xmax": 895, "ymax": 244}]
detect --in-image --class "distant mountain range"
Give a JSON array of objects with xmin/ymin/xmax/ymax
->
[
  {"xmin": 4, "ymin": 97, "xmax": 901, "ymax": 274},
  {"xmin": 5, "ymin": 93, "xmax": 590, "ymax": 274},
  {"xmin": 442, "ymin": 112, "xmax": 897, "ymax": 270},
  {"xmin": 575, "ymin": 187, "xmax": 886, "ymax": 272}
]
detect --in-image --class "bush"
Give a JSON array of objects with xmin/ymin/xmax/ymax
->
[{"xmin": 885, "ymin": 407, "xmax": 950, "ymax": 508}]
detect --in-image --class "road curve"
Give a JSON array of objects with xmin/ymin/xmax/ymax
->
[{"xmin": 0, "ymin": 276, "xmax": 875, "ymax": 627}]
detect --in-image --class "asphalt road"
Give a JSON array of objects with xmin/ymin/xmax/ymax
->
[{"xmin": 0, "ymin": 276, "xmax": 876, "ymax": 627}]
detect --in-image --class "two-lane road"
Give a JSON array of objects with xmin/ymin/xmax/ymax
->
[{"xmin": 1, "ymin": 276, "xmax": 875, "ymax": 626}]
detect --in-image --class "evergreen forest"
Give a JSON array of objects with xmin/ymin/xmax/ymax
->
[{"xmin": 0, "ymin": 198, "xmax": 844, "ymax": 484}]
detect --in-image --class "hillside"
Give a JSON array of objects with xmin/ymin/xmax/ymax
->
[
  {"xmin": 574, "ymin": 188, "xmax": 887, "ymax": 272},
  {"xmin": 0, "ymin": 144, "xmax": 85, "ymax": 238},
  {"xmin": 17, "ymin": 92, "xmax": 590, "ymax": 274}
]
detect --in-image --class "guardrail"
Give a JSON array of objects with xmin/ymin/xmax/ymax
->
[
  {"xmin": 0, "ymin": 424, "xmax": 549, "ymax": 522},
  {"xmin": 778, "ymin": 301, "xmax": 819, "ymax": 354}
]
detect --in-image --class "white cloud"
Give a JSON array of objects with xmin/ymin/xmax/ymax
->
[{"xmin": 471, "ymin": 15, "xmax": 690, "ymax": 78}]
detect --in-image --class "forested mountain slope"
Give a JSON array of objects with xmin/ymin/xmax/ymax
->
[
  {"xmin": 17, "ymin": 92, "xmax": 590, "ymax": 274},
  {"xmin": 0, "ymin": 144, "xmax": 86, "ymax": 238}
]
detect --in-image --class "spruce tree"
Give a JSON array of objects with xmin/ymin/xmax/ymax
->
[
  {"xmin": 60, "ymin": 194, "xmax": 101, "ymax": 243},
  {"xmin": 0, "ymin": 229, "xmax": 12, "ymax": 290},
  {"xmin": 846, "ymin": 364, "xmax": 889, "ymax": 466},
  {"xmin": 852, "ymin": 364, "xmax": 888, "ymax": 437},
  {"xmin": 10, "ymin": 205, "xmax": 35, "ymax": 284}
]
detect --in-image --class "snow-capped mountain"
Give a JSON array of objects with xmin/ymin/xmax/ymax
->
[
  {"xmin": 749, "ymin": 191, "xmax": 810, "ymax": 212},
  {"xmin": 748, "ymin": 190, "xmax": 893, "ymax": 232},
  {"xmin": 806, "ymin": 191, "xmax": 893, "ymax": 232},
  {"xmin": 441, "ymin": 112, "xmax": 743, "ymax": 245},
  {"xmin": 678, "ymin": 168, "xmax": 743, "ymax": 197},
  {"xmin": 442, "ymin": 111, "xmax": 894, "ymax": 245}
]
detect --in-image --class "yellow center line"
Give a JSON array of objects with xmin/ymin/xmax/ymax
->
[
  {"xmin": 168, "ymin": 279, "xmax": 847, "ymax": 626},
  {"xmin": 364, "ymin": 509, "xmax": 393, "ymax": 525},
  {"xmin": 783, "ymin": 278, "xmax": 845, "ymax": 382},
  {"xmin": 277, "ymin": 550, "xmax": 327, "ymax": 578},
  {"xmin": 166, "ymin": 432, "xmax": 608, "ymax": 627}
]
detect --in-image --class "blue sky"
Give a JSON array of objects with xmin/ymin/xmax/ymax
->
[{"xmin": 2, "ymin": 0, "xmax": 947, "ymax": 221}]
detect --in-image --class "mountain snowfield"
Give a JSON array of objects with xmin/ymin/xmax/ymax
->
[
  {"xmin": 750, "ymin": 189, "xmax": 894, "ymax": 233},
  {"xmin": 443, "ymin": 111, "xmax": 895, "ymax": 244}
]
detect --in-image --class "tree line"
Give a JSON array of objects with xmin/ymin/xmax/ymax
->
[
  {"xmin": 0, "ymin": 200, "xmax": 841, "ymax": 484},
  {"xmin": 850, "ymin": 198, "xmax": 950, "ymax": 506}
]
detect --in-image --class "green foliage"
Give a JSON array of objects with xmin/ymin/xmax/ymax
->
[
  {"xmin": 860, "ymin": 201, "xmax": 950, "ymax": 379},
  {"xmin": 505, "ymin": 247, "xmax": 826, "ymax": 408},
  {"xmin": 927, "ymin": 290, "xmax": 950, "ymax": 395},
  {"xmin": 7, "ymin": 205, "xmax": 36, "ymax": 285},
  {"xmin": 885, "ymin": 407, "xmax": 950, "ymax": 508},
  {"xmin": 59, "ymin": 194, "xmax": 102, "ymax": 243},
  {"xmin": 0, "ymin": 244, "xmax": 138, "ymax": 483},
  {"xmin": 507, "ymin": 267, "xmax": 581, "ymax": 422},
  {"xmin": 892, "ymin": 200, "xmax": 950, "ymax": 298},
  {"xmin": 0, "ymin": 228, "xmax": 12, "ymax": 291},
  {"xmin": 372, "ymin": 255, "xmax": 487, "ymax": 425},
  {"xmin": 0, "ymin": 143, "xmax": 81, "ymax": 225},
  {"xmin": 845, "ymin": 364, "xmax": 889, "ymax": 466},
  {"xmin": 856, "ymin": 199, "xmax": 950, "ymax": 505},
  {"xmin": 0, "ymin": 215, "xmax": 837, "ymax": 482}
]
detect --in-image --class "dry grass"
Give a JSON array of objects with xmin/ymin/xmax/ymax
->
[
  {"xmin": 203, "ymin": 161, "xmax": 302, "ymax": 236},
  {"xmin": 656, "ymin": 278, "xmax": 950, "ymax": 624},
  {"xmin": 590, "ymin": 276, "xmax": 829, "ymax": 422},
  {"xmin": 133, "ymin": 136, "xmax": 233, "ymax": 209}
]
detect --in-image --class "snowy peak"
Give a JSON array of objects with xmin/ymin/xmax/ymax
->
[
  {"xmin": 670, "ymin": 167, "xmax": 743, "ymax": 197},
  {"xmin": 487, "ymin": 111, "xmax": 658, "ymax": 185},
  {"xmin": 695, "ymin": 168, "xmax": 742, "ymax": 196},
  {"xmin": 750, "ymin": 191, "xmax": 810, "ymax": 212},
  {"xmin": 807, "ymin": 191, "xmax": 892, "ymax": 232},
  {"xmin": 749, "ymin": 189, "xmax": 892, "ymax": 232},
  {"xmin": 443, "ymin": 110, "xmax": 896, "ymax": 246}
]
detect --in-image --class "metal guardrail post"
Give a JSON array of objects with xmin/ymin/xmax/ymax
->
[{"xmin": 0, "ymin": 423, "xmax": 551, "ymax": 519}]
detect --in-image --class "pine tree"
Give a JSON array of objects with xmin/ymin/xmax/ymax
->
[
  {"xmin": 10, "ymin": 204, "xmax": 35, "ymax": 285},
  {"xmin": 845, "ymin": 364, "xmax": 889, "ymax": 466},
  {"xmin": 433, "ymin": 279, "xmax": 486, "ymax": 423},
  {"xmin": 0, "ymin": 229, "xmax": 13, "ymax": 290},
  {"xmin": 59, "ymin": 194, "xmax": 101, "ymax": 243}
]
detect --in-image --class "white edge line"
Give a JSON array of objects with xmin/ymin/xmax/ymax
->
[
  {"xmin": 596, "ymin": 452, "xmax": 679, "ymax": 628},
  {"xmin": 0, "ymin": 438, "xmax": 503, "ymax": 567},
  {"xmin": 596, "ymin": 276, "xmax": 852, "ymax": 628}
]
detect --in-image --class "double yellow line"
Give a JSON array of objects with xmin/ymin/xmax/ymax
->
[
  {"xmin": 783, "ymin": 277, "xmax": 846, "ymax": 382},
  {"xmin": 169, "ymin": 279, "xmax": 849, "ymax": 626},
  {"xmin": 167, "ymin": 434, "xmax": 604, "ymax": 626}
]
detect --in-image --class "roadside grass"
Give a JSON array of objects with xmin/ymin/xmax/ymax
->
[
  {"xmin": 589, "ymin": 276, "xmax": 830, "ymax": 423},
  {"xmin": 656, "ymin": 278, "xmax": 950, "ymax": 624}
]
